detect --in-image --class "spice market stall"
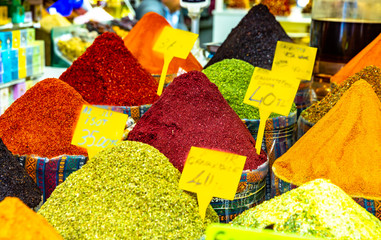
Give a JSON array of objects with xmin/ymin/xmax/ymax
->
[{"xmin": 0, "ymin": 2, "xmax": 379, "ymax": 239}]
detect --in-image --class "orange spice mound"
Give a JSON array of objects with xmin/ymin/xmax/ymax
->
[
  {"xmin": 0, "ymin": 78, "xmax": 87, "ymax": 158},
  {"xmin": 331, "ymin": 33, "xmax": 381, "ymax": 84},
  {"xmin": 0, "ymin": 197, "xmax": 63, "ymax": 240},
  {"xmin": 273, "ymin": 80, "xmax": 381, "ymax": 199},
  {"xmin": 123, "ymin": 12, "xmax": 202, "ymax": 75}
]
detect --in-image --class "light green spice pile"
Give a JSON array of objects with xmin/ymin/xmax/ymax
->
[
  {"xmin": 38, "ymin": 141, "xmax": 219, "ymax": 240},
  {"xmin": 203, "ymin": 59, "xmax": 297, "ymax": 119},
  {"xmin": 302, "ymin": 66, "xmax": 381, "ymax": 123},
  {"xmin": 232, "ymin": 179, "xmax": 381, "ymax": 239}
]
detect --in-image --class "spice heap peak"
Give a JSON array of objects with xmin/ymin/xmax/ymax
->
[
  {"xmin": 60, "ymin": 32, "xmax": 159, "ymax": 106},
  {"xmin": 123, "ymin": 12, "xmax": 202, "ymax": 75},
  {"xmin": 203, "ymin": 59, "xmax": 296, "ymax": 119},
  {"xmin": 232, "ymin": 179, "xmax": 381, "ymax": 239},
  {"xmin": 0, "ymin": 138, "xmax": 41, "ymax": 209},
  {"xmin": 331, "ymin": 33, "xmax": 381, "ymax": 84},
  {"xmin": 0, "ymin": 197, "xmax": 63, "ymax": 240},
  {"xmin": 0, "ymin": 78, "xmax": 87, "ymax": 158},
  {"xmin": 39, "ymin": 141, "xmax": 218, "ymax": 239},
  {"xmin": 302, "ymin": 66, "xmax": 381, "ymax": 124},
  {"xmin": 274, "ymin": 80, "xmax": 381, "ymax": 199},
  {"xmin": 204, "ymin": 4, "xmax": 292, "ymax": 69},
  {"xmin": 128, "ymin": 71, "xmax": 267, "ymax": 172}
]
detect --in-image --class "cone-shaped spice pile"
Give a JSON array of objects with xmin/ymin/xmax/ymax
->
[
  {"xmin": 60, "ymin": 32, "xmax": 159, "ymax": 106},
  {"xmin": 204, "ymin": 4, "xmax": 292, "ymax": 69},
  {"xmin": 232, "ymin": 179, "xmax": 381, "ymax": 239},
  {"xmin": 123, "ymin": 12, "xmax": 202, "ymax": 75},
  {"xmin": 0, "ymin": 78, "xmax": 87, "ymax": 158},
  {"xmin": 128, "ymin": 71, "xmax": 267, "ymax": 172},
  {"xmin": 39, "ymin": 141, "xmax": 218, "ymax": 239},
  {"xmin": 274, "ymin": 80, "xmax": 381, "ymax": 199},
  {"xmin": 0, "ymin": 139, "xmax": 41, "ymax": 209},
  {"xmin": 0, "ymin": 197, "xmax": 63, "ymax": 239}
]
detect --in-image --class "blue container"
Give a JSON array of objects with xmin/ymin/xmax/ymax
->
[
  {"xmin": 1, "ymin": 50, "xmax": 12, "ymax": 83},
  {"xmin": 0, "ymin": 32, "xmax": 12, "ymax": 50},
  {"xmin": 10, "ymin": 49, "xmax": 18, "ymax": 80}
]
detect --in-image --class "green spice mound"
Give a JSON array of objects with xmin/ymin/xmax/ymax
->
[
  {"xmin": 302, "ymin": 66, "xmax": 381, "ymax": 123},
  {"xmin": 38, "ymin": 141, "xmax": 218, "ymax": 239},
  {"xmin": 203, "ymin": 59, "xmax": 296, "ymax": 119},
  {"xmin": 232, "ymin": 179, "xmax": 381, "ymax": 239}
]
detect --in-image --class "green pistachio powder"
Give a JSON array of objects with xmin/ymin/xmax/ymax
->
[
  {"xmin": 203, "ymin": 59, "xmax": 297, "ymax": 119},
  {"xmin": 232, "ymin": 179, "xmax": 381, "ymax": 239},
  {"xmin": 38, "ymin": 141, "xmax": 219, "ymax": 239}
]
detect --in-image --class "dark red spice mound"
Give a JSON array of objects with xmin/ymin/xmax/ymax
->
[
  {"xmin": 0, "ymin": 138, "xmax": 42, "ymax": 208},
  {"xmin": 60, "ymin": 32, "xmax": 159, "ymax": 106},
  {"xmin": 0, "ymin": 78, "xmax": 87, "ymax": 158},
  {"xmin": 127, "ymin": 71, "xmax": 267, "ymax": 172},
  {"xmin": 204, "ymin": 4, "xmax": 292, "ymax": 70}
]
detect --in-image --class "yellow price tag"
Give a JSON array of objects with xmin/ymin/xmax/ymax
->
[
  {"xmin": 179, "ymin": 147, "xmax": 246, "ymax": 220},
  {"xmin": 71, "ymin": 105, "xmax": 128, "ymax": 159},
  {"xmin": 153, "ymin": 26, "xmax": 198, "ymax": 96},
  {"xmin": 205, "ymin": 224, "xmax": 325, "ymax": 240},
  {"xmin": 243, "ymin": 68, "xmax": 299, "ymax": 154},
  {"xmin": 272, "ymin": 41, "xmax": 317, "ymax": 81}
]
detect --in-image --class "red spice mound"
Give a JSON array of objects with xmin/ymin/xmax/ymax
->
[
  {"xmin": 0, "ymin": 78, "xmax": 87, "ymax": 158},
  {"xmin": 127, "ymin": 71, "xmax": 267, "ymax": 172},
  {"xmin": 60, "ymin": 32, "xmax": 159, "ymax": 106}
]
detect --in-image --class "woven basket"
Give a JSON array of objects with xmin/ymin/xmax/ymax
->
[
  {"xmin": 16, "ymin": 154, "xmax": 88, "ymax": 202},
  {"xmin": 210, "ymin": 159, "xmax": 268, "ymax": 223},
  {"xmin": 242, "ymin": 111, "xmax": 297, "ymax": 199}
]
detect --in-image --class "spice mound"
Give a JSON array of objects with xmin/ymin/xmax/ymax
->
[
  {"xmin": 38, "ymin": 141, "xmax": 219, "ymax": 240},
  {"xmin": 331, "ymin": 33, "xmax": 381, "ymax": 84},
  {"xmin": 123, "ymin": 12, "xmax": 202, "ymax": 75},
  {"xmin": 0, "ymin": 138, "xmax": 41, "ymax": 209},
  {"xmin": 274, "ymin": 80, "xmax": 381, "ymax": 199},
  {"xmin": 127, "ymin": 71, "xmax": 267, "ymax": 172},
  {"xmin": 0, "ymin": 78, "xmax": 87, "ymax": 158},
  {"xmin": 0, "ymin": 197, "xmax": 63, "ymax": 239},
  {"xmin": 204, "ymin": 4, "xmax": 292, "ymax": 69},
  {"xmin": 232, "ymin": 179, "xmax": 381, "ymax": 239},
  {"xmin": 203, "ymin": 59, "xmax": 296, "ymax": 119},
  {"xmin": 302, "ymin": 66, "xmax": 381, "ymax": 124},
  {"xmin": 60, "ymin": 32, "xmax": 159, "ymax": 106}
]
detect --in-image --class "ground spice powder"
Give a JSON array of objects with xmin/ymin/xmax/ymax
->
[
  {"xmin": 302, "ymin": 66, "xmax": 381, "ymax": 124},
  {"xmin": 38, "ymin": 141, "xmax": 219, "ymax": 239},
  {"xmin": 203, "ymin": 59, "xmax": 296, "ymax": 119},
  {"xmin": 232, "ymin": 179, "xmax": 381, "ymax": 239},
  {"xmin": 331, "ymin": 33, "xmax": 381, "ymax": 85},
  {"xmin": 123, "ymin": 12, "xmax": 202, "ymax": 75},
  {"xmin": 273, "ymin": 80, "xmax": 381, "ymax": 199},
  {"xmin": 0, "ymin": 78, "xmax": 87, "ymax": 158},
  {"xmin": 0, "ymin": 197, "xmax": 63, "ymax": 240},
  {"xmin": 204, "ymin": 4, "xmax": 292, "ymax": 69},
  {"xmin": 0, "ymin": 139, "xmax": 41, "ymax": 209},
  {"xmin": 127, "ymin": 71, "xmax": 267, "ymax": 172},
  {"xmin": 60, "ymin": 32, "xmax": 159, "ymax": 106}
]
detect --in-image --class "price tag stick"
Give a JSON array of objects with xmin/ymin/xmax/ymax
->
[
  {"xmin": 198, "ymin": 194, "xmax": 213, "ymax": 220},
  {"xmin": 255, "ymin": 109, "xmax": 271, "ymax": 155},
  {"xmin": 157, "ymin": 54, "xmax": 173, "ymax": 96}
]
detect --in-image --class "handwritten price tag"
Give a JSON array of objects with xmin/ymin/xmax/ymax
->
[
  {"xmin": 71, "ymin": 105, "xmax": 128, "ymax": 159},
  {"xmin": 272, "ymin": 41, "xmax": 317, "ymax": 81},
  {"xmin": 243, "ymin": 67, "xmax": 299, "ymax": 154},
  {"xmin": 179, "ymin": 147, "xmax": 246, "ymax": 220},
  {"xmin": 205, "ymin": 224, "xmax": 324, "ymax": 240},
  {"xmin": 153, "ymin": 26, "xmax": 198, "ymax": 96}
]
